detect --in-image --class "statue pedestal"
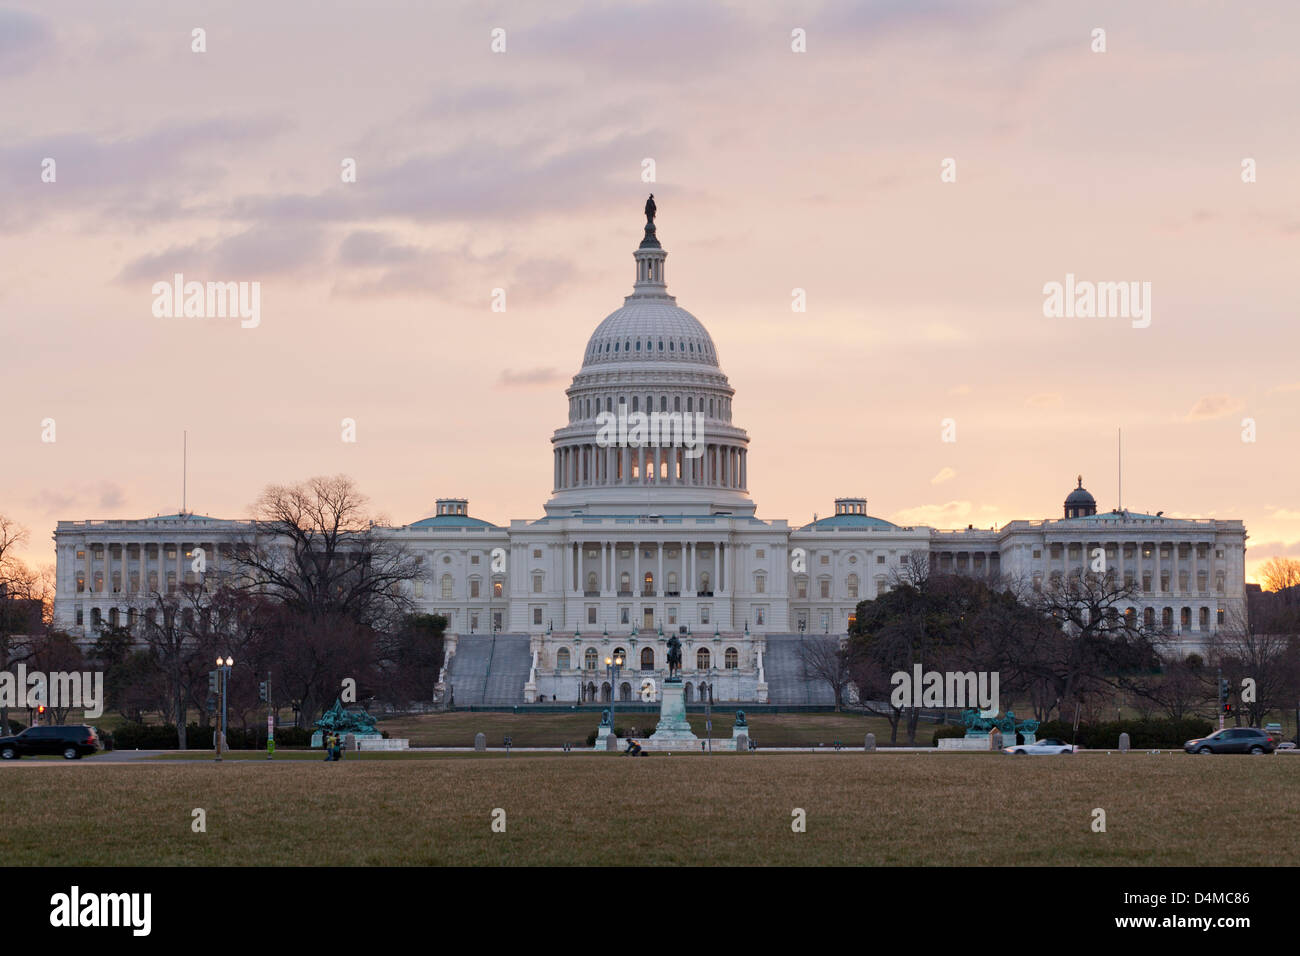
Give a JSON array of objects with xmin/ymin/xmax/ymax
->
[
  {"xmin": 647, "ymin": 680, "xmax": 699, "ymax": 748},
  {"xmin": 313, "ymin": 731, "xmax": 383, "ymax": 748}
]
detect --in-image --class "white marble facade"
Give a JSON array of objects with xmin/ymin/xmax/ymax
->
[{"xmin": 50, "ymin": 212, "xmax": 1247, "ymax": 701}]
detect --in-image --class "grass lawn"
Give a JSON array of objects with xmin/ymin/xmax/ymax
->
[
  {"xmin": 375, "ymin": 710, "xmax": 938, "ymax": 747},
  {"xmin": 3, "ymin": 752, "xmax": 1297, "ymax": 865}
]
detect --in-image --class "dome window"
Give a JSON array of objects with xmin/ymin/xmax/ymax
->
[
  {"xmin": 636, "ymin": 340, "xmax": 641, "ymax": 351},
  {"xmin": 669, "ymin": 340, "xmax": 674, "ymax": 350},
  {"xmin": 659, "ymin": 339, "xmax": 664, "ymax": 350}
]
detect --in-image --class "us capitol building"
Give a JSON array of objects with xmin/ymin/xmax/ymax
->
[{"xmin": 51, "ymin": 202, "xmax": 1249, "ymax": 705}]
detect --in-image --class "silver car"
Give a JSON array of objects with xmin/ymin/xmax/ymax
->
[{"xmin": 1004, "ymin": 737, "xmax": 1077, "ymax": 755}]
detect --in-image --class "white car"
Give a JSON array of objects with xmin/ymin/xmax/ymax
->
[{"xmin": 1004, "ymin": 737, "xmax": 1077, "ymax": 755}]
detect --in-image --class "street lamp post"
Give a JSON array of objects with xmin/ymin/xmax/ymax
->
[
  {"xmin": 606, "ymin": 653, "xmax": 623, "ymax": 745},
  {"xmin": 705, "ymin": 667, "xmax": 714, "ymax": 755},
  {"xmin": 214, "ymin": 655, "xmax": 233, "ymax": 761}
]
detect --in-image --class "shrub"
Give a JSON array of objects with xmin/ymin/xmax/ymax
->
[
  {"xmin": 108, "ymin": 722, "xmax": 316, "ymax": 750},
  {"xmin": 1035, "ymin": 717, "xmax": 1213, "ymax": 750}
]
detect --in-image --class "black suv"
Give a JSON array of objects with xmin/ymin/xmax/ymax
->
[
  {"xmin": 0, "ymin": 725, "xmax": 101, "ymax": 760},
  {"xmin": 1183, "ymin": 727, "xmax": 1277, "ymax": 755}
]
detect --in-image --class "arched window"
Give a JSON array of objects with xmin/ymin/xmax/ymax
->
[
  {"xmin": 586, "ymin": 571, "xmax": 598, "ymax": 592},
  {"xmin": 614, "ymin": 647, "xmax": 626, "ymax": 665},
  {"xmin": 493, "ymin": 580, "xmax": 503, "ymax": 598},
  {"xmin": 1144, "ymin": 607, "xmax": 1155, "ymax": 627},
  {"xmin": 601, "ymin": 682, "xmax": 611, "ymax": 702},
  {"xmin": 620, "ymin": 682, "xmax": 632, "ymax": 701},
  {"xmin": 556, "ymin": 648, "xmax": 571, "ymax": 669},
  {"xmin": 697, "ymin": 648, "xmax": 710, "ymax": 670},
  {"xmin": 683, "ymin": 683, "xmax": 693, "ymax": 702},
  {"xmin": 846, "ymin": 574, "xmax": 859, "ymax": 600},
  {"xmin": 699, "ymin": 571, "xmax": 710, "ymax": 593},
  {"xmin": 643, "ymin": 572, "xmax": 654, "ymax": 595},
  {"xmin": 641, "ymin": 647, "xmax": 655, "ymax": 670},
  {"xmin": 667, "ymin": 571, "xmax": 678, "ymax": 593},
  {"xmin": 619, "ymin": 572, "xmax": 631, "ymax": 594},
  {"xmin": 584, "ymin": 648, "xmax": 598, "ymax": 669},
  {"xmin": 725, "ymin": 647, "xmax": 739, "ymax": 669}
]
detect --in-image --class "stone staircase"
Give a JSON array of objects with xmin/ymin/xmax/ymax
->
[
  {"xmin": 445, "ymin": 634, "xmax": 531, "ymax": 706},
  {"xmin": 761, "ymin": 634, "xmax": 837, "ymax": 706}
]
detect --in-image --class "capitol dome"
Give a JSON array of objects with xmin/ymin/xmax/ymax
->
[
  {"xmin": 543, "ymin": 198, "xmax": 753, "ymax": 518},
  {"xmin": 582, "ymin": 301, "xmax": 719, "ymax": 368}
]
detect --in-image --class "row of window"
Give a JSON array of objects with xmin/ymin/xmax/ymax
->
[
  {"xmin": 556, "ymin": 646, "xmax": 740, "ymax": 670},
  {"xmin": 587, "ymin": 337, "xmax": 714, "ymax": 360},
  {"xmin": 1028, "ymin": 545, "xmax": 1227, "ymax": 560},
  {"xmin": 569, "ymin": 393, "xmax": 730, "ymax": 422}
]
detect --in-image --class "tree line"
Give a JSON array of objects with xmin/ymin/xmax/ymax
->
[
  {"xmin": 0, "ymin": 477, "xmax": 445, "ymax": 746},
  {"xmin": 800, "ymin": 554, "xmax": 1300, "ymax": 745}
]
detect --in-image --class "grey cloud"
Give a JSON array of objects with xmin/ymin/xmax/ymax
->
[
  {"xmin": 1186, "ymin": 394, "xmax": 1242, "ymax": 421},
  {"xmin": 1251, "ymin": 540, "xmax": 1300, "ymax": 559},
  {"xmin": 234, "ymin": 132, "xmax": 666, "ymax": 227},
  {"xmin": 499, "ymin": 367, "xmax": 564, "ymax": 387},
  {"xmin": 0, "ymin": 9, "xmax": 53, "ymax": 76},
  {"xmin": 118, "ymin": 224, "xmax": 327, "ymax": 282},
  {"xmin": 528, "ymin": 0, "xmax": 760, "ymax": 73},
  {"xmin": 0, "ymin": 115, "xmax": 289, "ymax": 229},
  {"xmin": 338, "ymin": 230, "xmax": 423, "ymax": 267}
]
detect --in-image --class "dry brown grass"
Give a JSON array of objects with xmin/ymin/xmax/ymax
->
[{"xmin": 4, "ymin": 752, "xmax": 1295, "ymax": 866}]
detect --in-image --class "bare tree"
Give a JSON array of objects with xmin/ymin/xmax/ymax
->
[
  {"xmin": 1206, "ymin": 608, "xmax": 1300, "ymax": 728},
  {"xmin": 132, "ymin": 588, "xmax": 199, "ymax": 748},
  {"xmin": 1258, "ymin": 557, "xmax": 1300, "ymax": 598},
  {"xmin": 0, "ymin": 517, "xmax": 44, "ymax": 733},
  {"xmin": 797, "ymin": 635, "xmax": 856, "ymax": 711},
  {"xmin": 230, "ymin": 475, "xmax": 419, "ymax": 631},
  {"xmin": 1123, "ymin": 652, "xmax": 1212, "ymax": 720},
  {"xmin": 1019, "ymin": 569, "xmax": 1159, "ymax": 721}
]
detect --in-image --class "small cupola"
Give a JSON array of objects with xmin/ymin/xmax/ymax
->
[{"xmin": 1063, "ymin": 476, "xmax": 1097, "ymax": 518}]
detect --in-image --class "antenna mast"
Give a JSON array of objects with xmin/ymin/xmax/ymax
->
[
  {"xmin": 1117, "ymin": 427, "xmax": 1122, "ymax": 511},
  {"xmin": 183, "ymin": 430, "xmax": 187, "ymax": 516}
]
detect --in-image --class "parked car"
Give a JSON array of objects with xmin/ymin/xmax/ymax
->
[
  {"xmin": 0, "ymin": 725, "xmax": 101, "ymax": 760},
  {"xmin": 1183, "ymin": 727, "xmax": 1276, "ymax": 755},
  {"xmin": 1004, "ymin": 738, "xmax": 1077, "ymax": 755}
]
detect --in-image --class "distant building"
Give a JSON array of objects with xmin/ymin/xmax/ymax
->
[{"xmin": 50, "ymin": 206, "xmax": 1247, "ymax": 702}]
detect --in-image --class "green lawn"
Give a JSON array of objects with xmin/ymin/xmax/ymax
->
[{"xmin": 4, "ymin": 752, "xmax": 1297, "ymax": 865}]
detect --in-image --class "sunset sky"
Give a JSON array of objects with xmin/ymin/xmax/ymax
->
[{"xmin": 2, "ymin": 0, "xmax": 1297, "ymax": 582}]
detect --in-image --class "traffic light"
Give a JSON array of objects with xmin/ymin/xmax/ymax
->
[
  {"xmin": 1223, "ymin": 702, "xmax": 1233, "ymax": 716},
  {"xmin": 209, "ymin": 670, "xmax": 219, "ymax": 694},
  {"xmin": 258, "ymin": 681, "xmax": 269, "ymax": 702}
]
